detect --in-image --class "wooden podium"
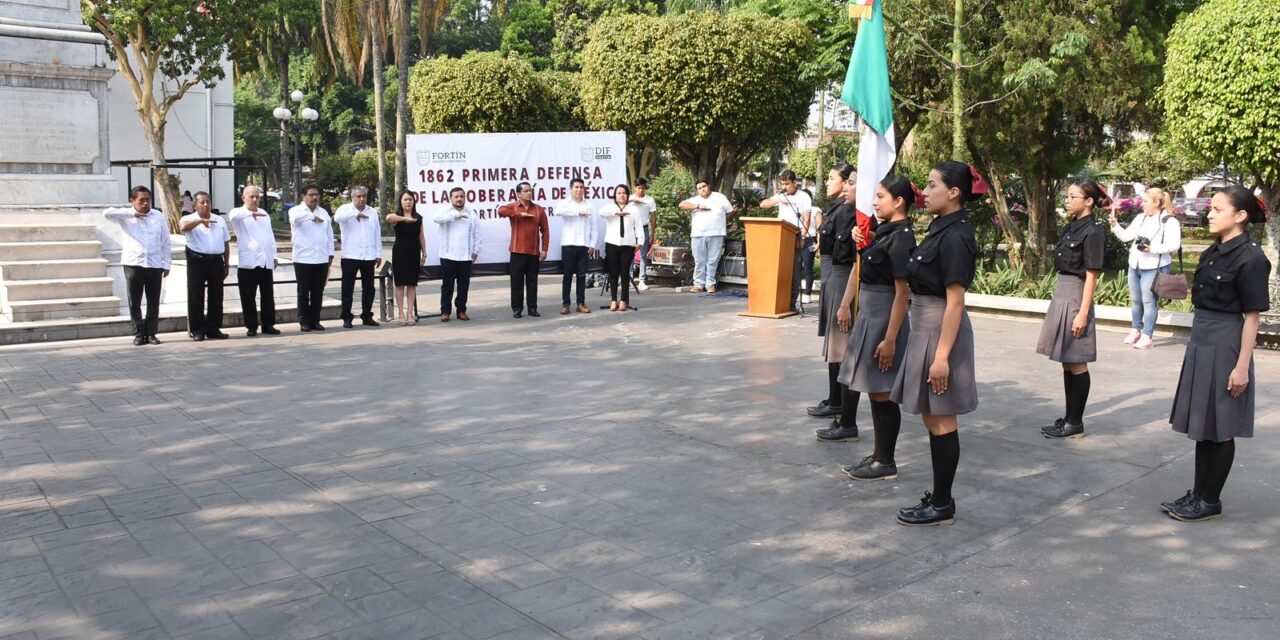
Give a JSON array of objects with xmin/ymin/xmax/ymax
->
[{"xmin": 738, "ymin": 217, "xmax": 799, "ymax": 319}]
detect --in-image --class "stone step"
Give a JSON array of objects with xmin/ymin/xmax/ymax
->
[
  {"xmin": 6, "ymin": 296, "xmax": 120, "ymax": 322},
  {"xmin": 0, "ymin": 258, "xmax": 110, "ymax": 280},
  {"xmin": 1, "ymin": 277, "xmax": 115, "ymax": 302},
  {"xmin": 0, "ymin": 240, "xmax": 103, "ymax": 261},
  {"xmin": 0, "ymin": 224, "xmax": 98, "ymax": 242}
]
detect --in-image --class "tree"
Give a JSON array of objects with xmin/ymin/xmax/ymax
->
[
  {"xmin": 786, "ymin": 148, "xmax": 816, "ymax": 184},
  {"xmin": 83, "ymin": 0, "xmax": 250, "ymax": 227},
  {"xmin": 501, "ymin": 0, "xmax": 555, "ymax": 70},
  {"xmin": 1162, "ymin": 0, "xmax": 1280, "ymax": 301},
  {"xmin": 546, "ymin": 0, "xmax": 655, "ymax": 71},
  {"xmin": 581, "ymin": 12, "xmax": 816, "ymax": 191},
  {"xmin": 408, "ymin": 52, "xmax": 566, "ymax": 132},
  {"xmin": 1108, "ymin": 138, "xmax": 1206, "ymax": 188}
]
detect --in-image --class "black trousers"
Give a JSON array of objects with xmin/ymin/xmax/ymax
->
[
  {"xmin": 340, "ymin": 258, "xmax": 377, "ymax": 321},
  {"xmin": 440, "ymin": 258, "xmax": 472, "ymax": 314},
  {"xmin": 238, "ymin": 267, "xmax": 276, "ymax": 330},
  {"xmin": 800, "ymin": 242, "xmax": 816, "ymax": 295},
  {"xmin": 605, "ymin": 243, "xmax": 634, "ymax": 303},
  {"xmin": 510, "ymin": 253, "xmax": 540, "ymax": 311},
  {"xmin": 561, "ymin": 245, "xmax": 589, "ymax": 306},
  {"xmin": 294, "ymin": 262, "xmax": 328, "ymax": 328},
  {"xmin": 123, "ymin": 265, "xmax": 163, "ymax": 336},
  {"xmin": 185, "ymin": 250, "xmax": 225, "ymax": 335}
]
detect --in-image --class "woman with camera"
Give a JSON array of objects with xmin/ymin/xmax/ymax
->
[{"xmin": 1108, "ymin": 187, "xmax": 1181, "ymax": 349}]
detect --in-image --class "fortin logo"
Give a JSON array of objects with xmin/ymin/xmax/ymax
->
[
  {"xmin": 417, "ymin": 149, "xmax": 467, "ymax": 166},
  {"xmin": 580, "ymin": 146, "xmax": 613, "ymax": 162}
]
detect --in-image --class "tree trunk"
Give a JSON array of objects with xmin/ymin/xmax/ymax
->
[
  {"xmin": 143, "ymin": 119, "xmax": 181, "ymax": 233},
  {"xmin": 1259, "ymin": 180, "xmax": 1280, "ymax": 307},
  {"xmin": 982, "ymin": 167, "xmax": 1024, "ymax": 272},
  {"xmin": 394, "ymin": 0, "xmax": 411, "ymax": 196},
  {"xmin": 950, "ymin": 0, "xmax": 966, "ymax": 160},
  {"xmin": 278, "ymin": 49, "xmax": 292, "ymax": 209},
  {"xmin": 815, "ymin": 84, "xmax": 826, "ymax": 188},
  {"xmin": 370, "ymin": 23, "xmax": 389, "ymax": 211},
  {"xmin": 1022, "ymin": 163, "xmax": 1055, "ymax": 276}
]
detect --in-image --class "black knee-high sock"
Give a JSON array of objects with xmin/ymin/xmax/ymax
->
[
  {"xmin": 840, "ymin": 385, "xmax": 860, "ymax": 429},
  {"xmin": 1202, "ymin": 439, "xmax": 1235, "ymax": 502},
  {"xmin": 929, "ymin": 431, "xmax": 960, "ymax": 507},
  {"xmin": 870, "ymin": 400, "xmax": 901, "ymax": 464},
  {"xmin": 1193, "ymin": 440, "xmax": 1210, "ymax": 497},
  {"xmin": 828, "ymin": 363, "xmax": 842, "ymax": 406},
  {"xmin": 1062, "ymin": 370, "xmax": 1073, "ymax": 419},
  {"xmin": 1066, "ymin": 371, "xmax": 1090, "ymax": 425}
]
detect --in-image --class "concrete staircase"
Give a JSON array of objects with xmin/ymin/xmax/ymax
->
[{"xmin": 0, "ymin": 223, "xmax": 118, "ymax": 322}]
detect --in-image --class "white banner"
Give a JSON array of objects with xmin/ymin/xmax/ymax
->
[{"xmin": 407, "ymin": 131, "xmax": 628, "ymax": 273}]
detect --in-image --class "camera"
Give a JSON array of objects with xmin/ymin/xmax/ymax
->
[{"xmin": 1135, "ymin": 236, "xmax": 1151, "ymax": 250}]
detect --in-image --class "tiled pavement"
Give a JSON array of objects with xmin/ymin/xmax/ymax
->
[{"xmin": 2, "ymin": 278, "xmax": 1278, "ymax": 639}]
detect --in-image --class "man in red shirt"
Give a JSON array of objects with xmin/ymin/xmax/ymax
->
[{"xmin": 497, "ymin": 182, "xmax": 550, "ymax": 317}]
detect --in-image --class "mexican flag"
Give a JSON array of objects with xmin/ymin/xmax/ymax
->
[{"xmin": 840, "ymin": 0, "xmax": 896, "ymax": 218}]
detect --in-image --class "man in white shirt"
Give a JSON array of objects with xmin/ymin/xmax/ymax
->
[
  {"xmin": 334, "ymin": 186, "xmax": 383, "ymax": 328},
  {"xmin": 758, "ymin": 170, "xmax": 814, "ymax": 308},
  {"xmin": 552, "ymin": 178, "xmax": 597, "ymax": 314},
  {"xmin": 104, "ymin": 186, "xmax": 172, "ymax": 345},
  {"xmin": 630, "ymin": 178, "xmax": 657, "ymax": 291},
  {"xmin": 179, "ymin": 191, "xmax": 230, "ymax": 341},
  {"xmin": 433, "ymin": 187, "xmax": 482, "ymax": 322},
  {"xmin": 288, "ymin": 184, "xmax": 335, "ymax": 332},
  {"xmin": 678, "ymin": 178, "xmax": 737, "ymax": 293},
  {"xmin": 227, "ymin": 185, "xmax": 281, "ymax": 337}
]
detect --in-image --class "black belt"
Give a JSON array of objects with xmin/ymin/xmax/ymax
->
[{"xmin": 185, "ymin": 249, "xmax": 224, "ymax": 260}]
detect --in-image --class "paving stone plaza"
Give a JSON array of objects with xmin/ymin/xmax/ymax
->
[{"xmin": 2, "ymin": 280, "xmax": 1277, "ymax": 639}]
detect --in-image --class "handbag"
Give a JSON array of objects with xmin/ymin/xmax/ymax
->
[{"xmin": 1152, "ymin": 216, "xmax": 1187, "ymax": 300}]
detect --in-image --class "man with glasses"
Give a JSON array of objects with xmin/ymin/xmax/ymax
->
[
  {"xmin": 551, "ymin": 178, "xmax": 596, "ymax": 314},
  {"xmin": 497, "ymin": 181, "xmax": 550, "ymax": 317},
  {"xmin": 288, "ymin": 184, "xmax": 335, "ymax": 332}
]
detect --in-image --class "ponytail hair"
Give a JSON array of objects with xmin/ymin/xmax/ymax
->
[
  {"xmin": 879, "ymin": 175, "xmax": 917, "ymax": 211},
  {"xmin": 1221, "ymin": 185, "xmax": 1268, "ymax": 224},
  {"xmin": 1145, "ymin": 186, "xmax": 1172, "ymax": 214},
  {"xmin": 933, "ymin": 161, "xmax": 979, "ymax": 203},
  {"xmin": 1071, "ymin": 179, "xmax": 1112, "ymax": 210},
  {"xmin": 830, "ymin": 162, "xmax": 855, "ymax": 182}
]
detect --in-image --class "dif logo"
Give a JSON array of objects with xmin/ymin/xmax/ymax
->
[
  {"xmin": 417, "ymin": 149, "xmax": 467, "ymax": 166},
  {"xmin": 580, "ymin": 146, "xmax": 612, "ymax": 162}
]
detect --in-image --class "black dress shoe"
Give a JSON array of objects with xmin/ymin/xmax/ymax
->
[
  {"xmin": 261, "ymin": 327, "xmax": 281, "ymax": 335},
  {"xmin": 342, "ymin": 319, "xmax": 354, "ymax": 328},
  {"xmin": 513, "ymin": 310, "xmax": 523, "ymax": 318},
  {"xmin": 528, "ymin": 309, "xmax": 541, "ymax": 317},
  {"xmin": 1042, "ymin": 421, "xmax": 1085, "ymax": 439},
  {"xmin": 300, "ymin": 325, "xmax": 313, "ymax": 333},
  {"xmin": 847, "ymin": 459, "xmax": 898, "ymax": 481},
  {"xmin": 191, "ymin": 333, "xmax": 205, "ymax": 342},
  {"xmin": 312, "ymin": 323, "xmax": 326, "ymax": 331},
  {"xmin": 206, "ymin": 331, "xmax": 229, "ymax": 340},
  {"xmin": 361, "ymin": 317, "xmax": 380, "ymax": 327},
  {"xmin": 815, "ymin": 420, "xmax": 859, "ymax": 442},
  {"xmin": 1160, "ymin": 490, "xmax": 1195, "ymax": 513},
  {"xmin": 1168, "ymin": 496, "xmax": 1223, "ymax": 522},
  {"xmin": 246, "ymin": 328, "xmax": 258, "ymax": 337},
  {"xmin": 133, "ymin": 335, "xmax": 146, "ymax": 346},
  {"xmin": 841, "ymin": 455, "xmax": 876, "ymax": 477},
  {"xmin": 146, "ymin": 335, "xmax": 162, "ymax": 345},
  {"xmin": 807, "ymin": 399, "xmax": 843, "ymax": 418},
  {"xmin": 897, "ymin": 493, "xmax": 955, "ymax": 526}
]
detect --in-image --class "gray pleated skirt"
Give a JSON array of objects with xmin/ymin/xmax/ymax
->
[
  {"xmin": 891, "ymin": 295, "xmax": 979, "ymax": 416},
  {"xmin": 816, "ymin": 255, "xmax": 834, "ymax": 338},
  {"xmin": 838, "ymin": 283, "xmax": 909, "ymax": 393},
  {"xmin": 1170, "ymin": 309, "xmax": 1255, "ymax": 441},
  {"xmin": 819, "ymin": 262, "xmax": 854, "ymax": 363},
  {"xmin": 1036, "ymin": 274, "xmax": 1097, "ymax": 363}
]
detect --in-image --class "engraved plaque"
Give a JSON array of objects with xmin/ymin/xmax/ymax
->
[{"xmin": 0, "ymin": 87, "xmax": 100, "ymax": 165}]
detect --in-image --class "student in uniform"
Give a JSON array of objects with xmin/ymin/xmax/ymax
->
[
  {"xmin": 891, "ymin": 161, "xmax": 981, "ymax": 527},
  {"xmin": 600, "ymin": 184, "xmax": 645, "ymax": 311},
  {"xmin": 808, "ymin": 163, "xmax": 856, "ymax": 419},
  {"xmin": 814, "ymin": 175, "xmax": 877, "ymax": 442},
  {"xmin": 1163, "ymin": 186, "xmax": 1270, "ymax": 522},
  {"xmin": 836, "ymin": 175, "xmax": 918, "ymax": 479},
  {"xmin": 1037, "ymin": 180, "xmax": 1109, "ymax": 439}
]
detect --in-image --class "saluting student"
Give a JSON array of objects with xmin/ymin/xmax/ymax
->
[
  {"xmin": 837, "ymin": 176, "xmax": 918, "ymax": 480},
  {"xmin": 890, "ymin": 161, "xmax": 981, "ymax": 527},
  {"xmin": 1163, "ymin": 186, "xmax": 1270, "ymax": 522},
  {"xmin": 1037, "ymin": 181, "xmax": 1109, "ymax": 439}
]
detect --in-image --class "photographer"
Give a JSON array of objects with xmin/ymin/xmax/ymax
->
[{"xmin": 1108, "ymin": 187, "xmax": 1181, "ymax": 349}]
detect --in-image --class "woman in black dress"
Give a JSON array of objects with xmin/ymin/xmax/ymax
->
[
  {"xmin": 386, "ymin": 190, "xmax": 427, "ymax": 325},
  {"xmin": 1037, "ymin": 180, "xmax": 1108, "ymax": 439},
  {"xmin": 1163, "ymin": 186, "xmax": 1270, "ymax": 522},
  {"xmin": 890, "ymin": 161, "xmax": 981, "ymax": 527}
]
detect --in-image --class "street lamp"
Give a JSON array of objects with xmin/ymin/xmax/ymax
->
[{"xmin": 273, "ymin": 106, "xmax": 293, "ymax": 211}]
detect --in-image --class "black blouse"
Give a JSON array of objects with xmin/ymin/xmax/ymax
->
[
  {"xmin": 1053, "ymin": 215, "xmax": 1106, "ymax": 277},
  {"xmin": 860, "ymin": 219, "xmax": 916, "ymax": 286},
  {"xmin": 906, "ymin": 210, "xmax": 978, "ymax": 298},
  {"xmin": 1192, "ymin": 233, "xmax": 1272, "ymax": 313},
  {"xmin": 817, "ymin": 197, "xmax": 846, "ymax": 256}
]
